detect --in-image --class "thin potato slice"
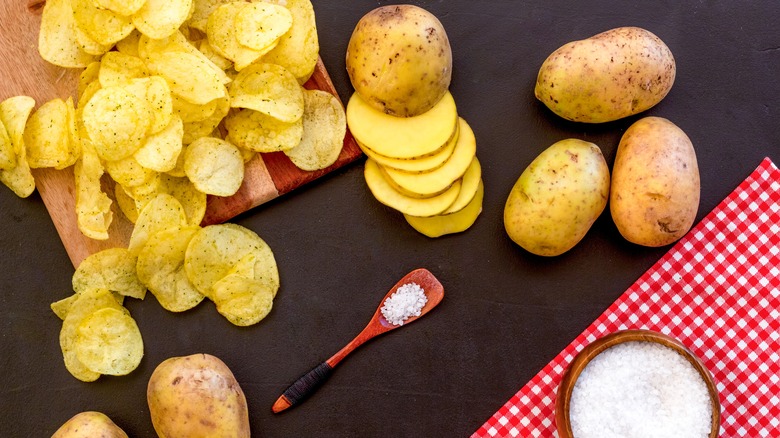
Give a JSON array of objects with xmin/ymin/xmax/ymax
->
[
  {"xmin": 229, "ymin": 63, "xmax": 304, "ymax": 123},
  {"xmin": 260, "ymin": 0, "xmax": 319, "ymax": 83},
  {"xmin": 206, "ymin": 3, "xmax": 265, "ymax": 71},
  {"xmin": 359, "ymin": 123, "xmax": 459, "ymax": 173},
  {"xmin": 225, "ymin": 108, "xmax": 303, "ymax": 153},
  {"xmin": 73, "ymin": 247, "xmax": 147, "ymax": 300},
  {"xmin": 183, "ymin": 137, "xmax": 244, "ymax": 196},
  {"xmin": 75, "ymin": 307, "xmax": 143, "ymax": 376},
  {"xmin": 38, "ymin": 0, "xmax": 97, "ymax": 68},
  {"xmin": 0, "ymin": 96, "xmax": 36, "ymax": 198},
  {"xmin": 212, "ymin": 274, "xmax": 274, "ymax": 326},
  {"xmin": 136, "ymin": 226, "xmax": 205, "ymax": 312},
  {"xmin": 75, "ymin": 142, "xmax": 113, "ymax": 239},
  {"xmin": 98, "ymin": 52, "xmax": 149, "ymax": 88},
  {"xmin": 24, "ymin": 98, "xmax": 70, "ymax": 169},
  {"xmin": 405, "ymin": 180, "xmax": 484, "ymax": 238},
  {"xmin": 284, "ymin": 89, "xmax": 346, "ymax": 171},
  {"xmin": 72, "ymin": 0, "xmax": 135, "ymax": 46},
  {"xmin": 133, "ymin": 0, "xmax": 193, "ymax": 40},
  {"xmin": 441, "ymin": 157, "xmax": 482, "ymax": 214},
  {"xmin": 134, "ymin": 115, "xmax": 184, "ymax": 172},
  {"xmin": 235, "ymin": 2, "xmax": 292, "ymax": 51},
  {"xmin": 82, "ymin": 86, "xmax": 151, "ymax": 161},
  {"xmin": 128, "ymin": 193, "xmax": 188, "ymax": 255},
  {"xmin": 149, "ymin": 52, "xmax": 227, "ymax": 105}
]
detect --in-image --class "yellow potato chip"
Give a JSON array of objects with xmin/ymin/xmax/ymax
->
[
  {"xmin": 74, "ymin": 143, "xmax": 113, "ymax": 239},
  {"xmin": 38, "ymin": 0, "xmax": 98, "ymax": 68},
  {"xmin": 182, "ymin": 95, "xmax": 230, "ymax": 145},
  {"xmin": 167, "ymin": 144, "xmax": 188, "ymax": 177},
  {"xmin": 96, "ymin": 0, "xmax": 146, "ymax": 17},
  {"xmin": 83, "ymin": 86, "xmax": 151, "ymax": 161},
  {"xmin": 198, "ymin": 39, "xmax": 233, "ymax": 71},
  {"xmin": 128, "ymin": 193, "xmax": 188, "ymax": 255},
  {"xmin": 183, "ymin": 137, "xmax": 244, "ymax": 196},
  {"xmin": 138, "ymin": 31, "xmax": 231, "ymax": 86},
  {"xmin": 237, "ymin": 146, "xmax": 256, "ymax": 163},
  {"xmin": 116, "ymin": 30, "xmax": 142, "ymax": 57},
  {"xmin": 0, "ymin": 120, "xmax": 15, "ymax": 170},
  {"xmin": 0, "ymin": 96, "xmax": 36, "ymax": 198},
  {"xmin": 188, "ymin": 0, "xmax": 233, "ymax": 32},
  {"xmin": 64, "ymin": 97, "xmax": 83, "ymax": 169},
  {"xmin": 77, "ymin": 81, "xmax": 102, "ymax": 113},
  {"xmin": 98, "ymin": 52, "xmax": 149, "ymax": 88},
  {"xmin": 74, "ymin": 25, "xmax": 112, "ymax": 56},
  {"xmin": 78, "ymin": 62, "xmax": 101, "ymax": 100},
  {"xmin": 206, "ymin": 3, "xmax": 265, "ymax": 71},
  {"xmin": 75, "ymin": 307, "xmax": 143, "ymax": 376},
  {"xmin": 235, "ymin": 2, "xmax": 292, "ymax": 51},
  {"xmin": 73, "ymin": 247, "xmax": 147, "ymax": 300},
  {"xmin": 173, "ymin": 94, "xmax": 218, "ymax": 124},
  {"xmin": 124, "ymin": 76, "xmax": 174, "ymax": 135},
  {"xmin": 115, "ymin": 184, "xmax": 141, "ymax": 224},
  {"xmin": 72, "ymin": 0, "xmax": 135, "ymax": 46},
  {"xmin": 51, "ymin": 294, "xmax": 79, "ymax": 321},
  {"xmin": 260, "ymin": 0, "xmax": 319, "ymax": 83},
  {"xmin": 284, "ymin": 89, "xmax": 346, "ymax": 171},
  {"xmin": 134, "ymin": 115, "xmax": 184, "ymax": 172},
  {"xmin": 162, "ymin": 174, "xmax": 207, "ymax": 226},
  {"xmin": 229, "ymin": 63, "xmax": 304, "ymax": 122},
  {"xmin": 211, "ymin": 274, "xmax": 274, "ymax": 326},
  {"xmin": 124, "ymin": 171, "xmax": 163, "ymax": 200},
  {"xmin": 150, "ymin": 52, "xmax": 228, "ymax": 105},
  {"xmin": 137, "ymin": 226, "xmax": 205, "ymax": 312},
  {"xmin": 225, "ymin": 108, "xmax": 302, "ymax": 152},
  {"xmin": 105, "ymin": 155, "xmax": 156, "ymax": 188},
  {"xmin": 24, "ymin": 98, "xmax": 71, "ymax": 169},
  {"xmin": 133, "ymin": 0, "xmax": 193, "ymax": 40}
]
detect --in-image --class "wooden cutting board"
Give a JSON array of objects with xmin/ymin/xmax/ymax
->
[{"xmin": 0, "ymin": 0, "xmax": 362, "ymax": 268}]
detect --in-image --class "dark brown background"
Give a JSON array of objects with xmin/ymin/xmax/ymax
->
[{"xmin": 2, "ymin": 1, "xmax": 779, "ymax": 436}]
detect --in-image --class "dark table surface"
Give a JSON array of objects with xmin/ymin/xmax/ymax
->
[{"xmin": 2, "ymin": 1, "xmax": 779, "ymax": 436}]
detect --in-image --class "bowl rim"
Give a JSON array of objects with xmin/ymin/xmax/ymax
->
[{"xmin": 554, "ymin": 329, "xmax": 721, "ymax": 438}]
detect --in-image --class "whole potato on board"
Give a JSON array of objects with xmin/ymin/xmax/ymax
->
[
  {"xmin": 504, "ymin": 139, "xmax": 610, "ymax": 256},
  {"xmin": 610, "ymin": 116, "xmax": 700, "ymax": 247},
  {"xmin": 147, "ymin": 353, "xmax": 250, "ymax": 438},
  {"xmin": 52, "ymin": 411, "xmax": 128, "ymax": 438},
  {"xmin": 535, "ymin": 27, "xmax": 675, "ymax": 123},
  {"xmin": 346, "ymin": 4, "xmax": 452, "ymax": 117}
]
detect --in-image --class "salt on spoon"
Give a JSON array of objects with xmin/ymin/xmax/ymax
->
[{"xmin": 271, "ymin": 268, "xmax": 444, "ymax": 413}]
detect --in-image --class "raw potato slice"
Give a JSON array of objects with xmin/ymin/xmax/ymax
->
[
  {"xmin": 347, "ymin": 91, "xmax": 458, "ymax": 159},
  {"xmin": 225, "ymin": 109, "xmax": 303, "ymax": 153},
  {"xmin": 38, "ymin": 0, "xmax": 97, "ymax": 68},
  {"xmin": 364, "ymin": 159, "xmax": 461, "ymax": 217},
  {"xmin": 75, "ymin": 307, "xmax": 143, "ymax": 375},
  {"xmin": 184, "ymin": 137, "xmax": 244, "ymax": 196},
  {"xmin": 441, "ymin": 157, "xmax": 482, "ymax": 214},
  {"xmin": 72, "ymin": 0, "xmax": 135, "ymax": 46},
  {"xmin": 383, "ymin": 117, "xmax": 477, "ymax": 197},
  {"xmin": 0, "ymin": 96, "xmax": 36, "ymax": 198},
  {"xmin": 405, "ymin": 181, "xmax": 484, "ymax": 238},
  {"xmin": 229, "ymin": 63, "xmax": 304, "ymax": 123},
  {"xmin": 133, "ymin": 0, "xmax": 193, "ymax": 40},
  {"xmin": 128, "ymin": 193, "xmax": 188, "ymax": 255},
  {"xmin": 23, "ymin": 98, "xmax": 70, "ymax": 169},
  {"xmin": 72, "ymin": 247, "xmax": 147, "ymax": 300},
  {"xmin": 284, "ymin": 89, "xmax": 346, "ymax": 171},
  {"xmin": 212, "ymin": 274, "xmax": 274, "ymax": 326},
  {"xmin": 134, "ymin": 115, "xmax": 184, "ymax": 172},
  {"xmin": 75, "ymin": 143, "xmax": 113, "ymax": 239},
  {"xmin": 82, "ymin": 86, "xmax": 151, "ymax": 161},
  {"xmin": 136, "ymin": 226, "xmax": 205, "ymax": 312},
  {"xmin": 261, "ymin": 0, "xmax": 319, "ymax": 83},
  {"xmin": 206, "ymin": 3, "xmax": 265, "ymax": 71},
  {"xmin": 359, "ymin": 123, "xmax": 459, "ymax": 173},
  {"xmin": 149, "ymin": 52, "xmax": 227, "ymax": 105},
  {"xmin": 235, "ymin": 2, "xmax": 292, "ymax": 51},
  {"xmin": 98, "ymin": 52, "xmax": 148, "ymax": 88}
]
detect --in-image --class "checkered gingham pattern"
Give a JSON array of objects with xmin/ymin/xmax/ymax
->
[{"xmin": 473, "ymin": 157, "xmax": 780, "ymax": 438}]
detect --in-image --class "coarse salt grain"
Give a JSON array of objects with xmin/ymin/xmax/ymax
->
[
  {"xmin": 381, "ymin": 282, "xmax": 427, "ymax": 326},
  {"xmin": 569, "ymin": 341, "xmax": 712, "ymax": 438}
]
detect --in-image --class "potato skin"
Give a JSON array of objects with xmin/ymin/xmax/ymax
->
[
  {"xmin": 610, "ymin": 117, "xmax": 700, "ymax": 246},
  {"xmin": 52, "ymin": 411, "xmax": 128, "ymax": 438},
  {"xmin": 346, "ymin": 4, "xmax": 452, "ymax": 117},
  {"xmin": 504, "ymin": 139, "xmax": 610, "ymax": 256},
  {"xmin": 535, "ymin": 27, "xmax": 675, "ymax": 123},
  {"xmin": 147, "ymin": 354, "xmax": 250, "ymax": 438}
]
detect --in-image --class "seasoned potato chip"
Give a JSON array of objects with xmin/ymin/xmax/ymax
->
[
  {"xmin": 212, "ymin": 274, "xmax": 274, "ymax": 326},
  {"xmin": 74, "ymin": 25, "xmax": 112, "ymax": 56},
  {"xmin": 167, "ymin": 144, "xmax": 188, "ymax": 177},
  {"xmin": 185, "ymin": 223, "xmax": 279, "ymax": 297},
  {"xmin": 78, "ymin": 62, "xmax": 101, "ymax": 100},
  {"xmin": 284, "ymin": 89, "xmax": 346, "ymax": 171},
  {"xmin": 260, "ymin": 0, "xmax": 319, "ymax": 83},
  {"xmin": 51, "ymin": 294, "xmax": 79, "ymax": 321},
  {"xmin": 0, "ymin": 120, "xmax": 15, "ymax": 170},
  {"xmin": 24, "ymin": 98, "xmax": 77, "ymax": 169},
  {"xmin": 206, "ymin": 3, "xmax": 265, "ymax": 71},
  {"xmin": 138, "ymin": 31, "xmax": 231, "ymax": 86},
  {"xmin": 105, "ymin": 155, "xmax": 156, "ymax": 188},
  {"xmin": 124, "ymin": 76, "xmax": 173, "ymax": 135},
  {"xmin": 116, "ymin": 30, "xmax": 142, "ymax": 57},
  {"xmin": 235, "ymin": 2, "xmax": 292, "ymax": 51},
  {"xmin": 96, "ymin": 0, "xmax": 146, "ymax": 16},
  {"xmin": 75, "ymin": 307, "xmax": 143, "ymax": 376},
  {"xmin": 77, "ymin": 81, "xmax": 102, "ymax": 112},
  {"xmin": 98, "ymin": 52, "xmax": 149, "ymax": 88},
  {"xmin": 182, "ymin": 95, "xmax": 230, "ymax": 144},
  {"xmin": 115, "ymin": 184, "xmax": 142, "ymax": 224},
  {"xmin": 173, "ymin": 94, "xmax": 217, "ymax": 123},
  {"xmin": 0, "ymin": 96, "xmax": 36, "ymax": 198},
  {"xmin": 74, "ymin": 142, "xmax": 113, "ymax": 239},
  {"xmin": 198, "ymin": 40, "xmax": 233, "ymax": 71},
  {"xmin": 128, "ymin": 193, "xmax": 188, "ymax": 255},
  {"xmin": 72, "ymin": 0, "xmax": 135, "ymax": 46},
  {"xmin": 133, "ymin": 0, "xmax": 193, "ymax": 40},
  {"xmin": 184, "ymin": 137, "xmax": 244, "ymax": 196},
  {"xmin": 225, "ymin": 108, "xmax": 302, "ymax": 152},
  {"xmin": 150, "ymin": 52, "xmax": 227, "ymax": 105},
  {"xmin": 162, "ymin": 175, "xmax": 207, "ymax": 226},
  {"xmin": 38, "ymin": 0, "xmax": 97, "ymax": 68},
  {"xmin": 73, "ymin": 247, "xmax": 147, "ymax": 299},
  {"xmin": 229, "ymin": 63, "xmax": 304, "ymax": 122},
  {"xmin": 136, "ymin": 226, "xmax": 205, "ymax": 312},
  {"xmin": 134, "ymin": 115, "xmax": 183, "ymax": 172},
  {"xmin": 83, "ymin": 86, "xmax": 151, "ymax": 161},
  {"xmin": 64, "ymin": 98, "xmax": 83, "ymax": 169},
  {"xmin": 188, "ymin": 0, "xmax": 233, "ymax": 32}
]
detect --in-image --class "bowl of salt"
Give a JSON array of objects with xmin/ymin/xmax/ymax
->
[{"xmin": 555, "ymin": 329, "xmax": 720, "ymax": 438}]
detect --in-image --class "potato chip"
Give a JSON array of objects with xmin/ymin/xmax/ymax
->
[
  {"xmin": 74, "ymin": 25, "xmax": 112, "ymax": 56},
  {"xmin": 98, "ymin": 52, "xmax": 149, "ymax": 88},
  {"xmin": 149, "ymin": 51, "xmax": 227, "ymax": 105},
  {"xmin": 116, "ymin": 30, "xmax": 142, "ymax": 57},
  {"xmin": 136, "ymin": 226, "xmax": 205, "ymax": 312},
  {"xmin": 260, "ymin": 0, "xmax": 319, "ymax": 84},
  {"xmin": 64, "ymin": 98, "xmax": 83, "ymax": 169},
  {"xmin": 134, "ymin": 115, "xmax": 183, "ymax": 172},
  {"xmin": 75, "ymin": 307, "xmax": 143, "ymax": 376},
  {"xmin": 0, "ymin": 96, "xmax": 36, "ymax": 198},
  {"xmin": 184, "ymin": 137, "xmax": 244, "ymax": 196},
  {"xmin": 38, "ymin": 0, "xmax": 97, "ymax": 68},
  {"xmin": 225, "ymin": 108, "xmax": 302, "ymax": 152},
  {"xmin": 206, "ymin": 3, "xmax": 265, "ymax": 71},
  {"xmin": 82, "ymin": 86, "xmax": 151, "ymax": 161},
  {"xmin": 229, "ymin": 63, "xmax": 304, "ymax": 122},
  {"xmin": 128, "ymin": 193, "xmax": 188, "ymax": 255},
  {"xmin": 0, "ymin": 120, "xmax": 15, "ymax": 170},
  {"xmin": 211, "ymin": 274, "xmax": 274, "ymax": 326},
  {"xmin": 188, "ymin": 0, "xmax": 233, "ymax": 32},
  {"xmin": 185, "ymin": 223, "xmax": 279, "ymax": 297},
  {"xmin": 167, "ymin": 144, "xmax": 188, "ymax": 177},
  {"xmin": 235, "ymin": 2, "xmax": 292, "ymax": 51},
  {"xmin": 72, "ymin": 0, "xmax": 135, "ymax": 46},
  {"xmin": 182, "ymin": 95, "xmax": 230, "ymax": 144},
  {"xmin": 162, "ymin": 175, "xmax": 207, "ymax": 226},
  {"xmin": 198, "ymin": 39, "xmax": 233, "ymax": 71},
  {"xmin": 77, "ymin": 81, "xmax": 102, "ymax": 112},
  {"xmin": 138, "ymin": 31, "xmax": 231, "ymax": 86},
  {"xmin": 74, "ymin": 143, "xmax": 113, "ymax": 239},
  {"xmin": 78, "ymin": 62, "xmax": 101, "ymax": 100},
  {"xmin": 125, "ymin": 76, "xmax": 174, "ymax": 135},
  {"xmin": 51, "ymin": 294, "xmax": 79, "ymax": 321},
  {"xmin": 104, "ymin": 156, "xmax": 155, "ymax": 189},
  {"xmin": 24, "ymin": 98, "xmax": 71, "ymax": 169},
  {"xmin": 96, "ymin": 0, "xmax": 146, "ymax": 17},
  {"xmin": 123, "ymin": 172, "xmax": 163, "ymax": 200},
  {"xmin": 284, "ymin": 89, "xmax": 346, "ymax": 171},
  {"xmin": 133, "ymin": 0, "xmax": 193, "ymax": 40},
  {"xmin": 73, "ymin": 247, "xmax": 147, "ymax": 299},
  {"xmin": 115, "ymin": 184, "xmax": 141, "ymax": 223},
  {"xmin": 173, "ymin": 94, "xmax": 217, "ymax": 123}
]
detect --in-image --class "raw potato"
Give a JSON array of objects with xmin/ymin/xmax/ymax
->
[
  {"xmin": 147, "ymin": 354, "xmax": 250, "ymax": 438},
  {"xmin": 610, "ymin": 116, "xmax": 700, "ymax": 246},
  {"xmin": 346, "ymin": 4, "xmax": 452, "ymax": 117},
  {"xmin": 52, "ymin": 411, "xmax": 128, "ymax": 438},
  {"xmin": 504, "ymin": 139, "xmax": 610, "ymax": 256},
  {"xmin": 358, "ymin": 122, "xmax": 458, "ymax": 173},
  {"xmin": 535, "ymin": 27, "xmax": 675, "ymax": 123},
  {"xmin": 405, "ymin": 181, "xmax": 484, "ymax": 238}
]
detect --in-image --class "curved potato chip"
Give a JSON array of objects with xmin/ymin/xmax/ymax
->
[
  {"xmin": 51, "ymin": 294, "xmax": 79, "ymax": 321},
  {"xmin": 116, "ymin": 30, "xmax": 142, "ymax": 57},
  {"xmin": 184, "ymin": 137, "xmax": 243, "ymax": 196},
  {"xmin": 78, "ymin": 62, "xmax": 101, "ymax": 100},
  {"xmin": 24, "ymin": 98, "xmax": 70, "ymax": 169},
  {"xmin": 225, "ymin": 108, "xmax": 302, "ymax": 152},
  {"xmin": 185, "ymin": 223, "xmax": 279, "ymax": 296},
  {"xmin": 64, "ymin": 98, "xmax": 83, "ymax": 169},
  {"xmin": 38, "ymin": 0, "xmax": 97, "ymax": 68},
  {"xmin": 135, "ymin": 115, "xmax": 183, "ymax": 172},
  {"xmin": 0, "ymin": 96, "xmax": 36, "ymax": 198},
  {"xmin": 167, "ymin": 144, "xmax": 188, "ymax": 177},
  {"xmin": 212, "ymin": 274, "xmax": 274, "ymax": 326},
  {"xmin": 72, "ymin": 0, "xmax": 135, "ymax": 46},
  {"xmin": 139, "ymin": 31, "xmax": 231, "ymax": 86},
  {"xmin": 75, "ymin": 143, "xmax": 113, "ymax": 239},
  {"xmin": 182, "ymin": 96, "xmax": 230, "ymax": 144},
  {"xmin": 0, "ymin": 119, "xmax": 15, "ymax": 170},
  {"xmin": 75, "ymin": 25, "xmax": 112, "ymax": 56},
  {"xmin": 128, "ymin": 193, "xmax": 188, "ymax": 255},
  {"xmin": 73, "ymin": 247, "xmax": 146, "ymax": 299},
  {"xmin": 172, "ymin": 94, "xmax": 217, "ymax": 123},
  {"xmin": 77, "ymin": 81, "xmax": 102, "ymax": 113},
  {"xmin": 284, "ymin": 89, "xmax": 346, "ymax": 171},
  {"xmin": 98, "ymin": 52, "xmax": 149, "ymax": 88},
  {"xmin": 229, "ymin": 63, "xmax": 303, "ymax": 122},
  {"xmin": 105, "ymin": 155, "xmax": 156, "ymax": 188},
  {"xmin": 162, "ymin": 175, "xmax": 207, "ymax": 226},
  {"xmin": 133, "ymin": 0, "xmax": 193, "ymax": 40},
  {"xmin": 206, "ymin": 3, "xmax": 264, "ymax": 71},
  {"xmin": 83, "ymin": 86, "xmax": 151, "ymax": 161},
  {"xmin": 136, "ymin": 226, "xmax": 205, "ymax": 312},
  {"xmin": 260, "ymin": 0, "xmax": 319, "ymax": 83},
  {"xmin": 75, "ymin": 307, "xmax": 143, "ymax": 376},
  {"xmin": 188, "ymin": 0, "xmax": 232, "ymax": 32},
  {"xmin": 198, "ymin": 40, "xmax": 233, "ymax": 71},
  {"xmin": 96, "ymin": 0, "xmax": 146, "ymax": 17},
  {"xmin": 150, "ymin": 52, "xmax": 227, "ymax": 105},
  {"xmin": 115, "ymin": 184, "xmax": 141, "ymax": 223},
  {"xmin": 124, "ymin": 76, "xmax": 173, "ymax": 135},
  {"xmin": 235, "ymin": 2, "xmax": 292, "ymax": 51}
]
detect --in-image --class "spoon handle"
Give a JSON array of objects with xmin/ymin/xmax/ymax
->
[{"xmin": 272, "ymin": 362, "xmax": 334, "ymax": 413}]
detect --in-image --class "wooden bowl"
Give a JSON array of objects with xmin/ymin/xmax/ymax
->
[{"xmin": 555, "ymin": 329, "xmax": 720, "ymax": 438}]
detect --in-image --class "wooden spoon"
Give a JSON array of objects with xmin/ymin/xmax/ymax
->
[{"xmin": 271, "ymin": 268, "xmax": 444, "ymax": 413}]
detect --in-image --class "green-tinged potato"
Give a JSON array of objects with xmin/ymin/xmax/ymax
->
[
  {"xmin": 147, "ymin": 354, "xmax": 250, "ymax": 438},
  {"xmin": 504, "ymin": 139, "xmax": 610, "ymax": 256},
  {"xmin": 610, "ymin": 116, "xmax": 700, "ymax": 246},
  {"xmin": 535, "ymin": 27, "xmax": 675, "ymax": 123},
  {"xmin": 52, "ymin": 411, "xmax": 128, "ymax": 438},
  {"xmin": 346, "ymin": 4, "xmax": 452, "ymax": 117}
]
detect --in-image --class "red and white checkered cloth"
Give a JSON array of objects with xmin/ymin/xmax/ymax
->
[{"xmin": 473, "ymin": 157, "xmax": 780, "ymax": 438}]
